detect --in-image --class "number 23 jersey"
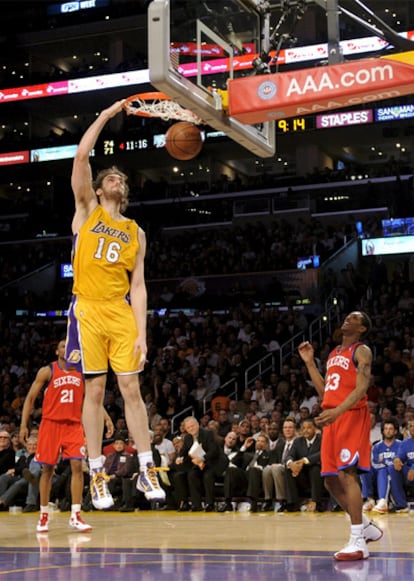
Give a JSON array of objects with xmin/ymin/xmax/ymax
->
[
  {"xmin": 41, "ymin": 361, "xmax": 84, "ymax": 422},
  {"xmin": 323, "ymin": 341, "xmax": 367, "ymax": 410}
]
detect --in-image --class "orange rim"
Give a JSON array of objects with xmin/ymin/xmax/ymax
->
[
  {"xmin": 123, "ymin": 92, "xmax": 173, "ymax": 117},
  {"xmin": 123, "ymin": 92, "xmax": 203, "ymax": 124},
  {"xmin": 124, "ymin": 92, "xmax": 172, "ymax": 102}
]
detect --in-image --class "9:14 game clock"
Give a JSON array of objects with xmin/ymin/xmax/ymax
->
[{"xmin": 276, "ymin": 117, "xmax": 309, "ymax": 133}]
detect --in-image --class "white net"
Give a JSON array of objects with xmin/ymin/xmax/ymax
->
[{"xmin": 124, "ymin": 95, "xmax": 204, "ymax": 125}]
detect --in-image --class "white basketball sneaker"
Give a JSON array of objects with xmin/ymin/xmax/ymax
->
[
  {"xmin": 372, "ymin": 498, "xmax": 388, "ymax": 514},
  {"xmin": 362, "ymin": 497, "xmax": 375, "ymax": 512},
  {"xmin": 137, "ymin": 463, "xmax": 166, "ymax": 501},
  {"xmin": 334, "ymin": 535, "xmax": 369, "ymax": 561},
  {"xmin": 363, "ymin": 520, "xmax": 383, "ymax": 543},
  {"xmin": 69, "ymin": 512, "xmax": 93, "ymax": 532},
  {"xmin": 36, "ymin": 512, "xmax": 49, "ymax": 534},
  {"xmin": 89, "ymin": 470, "xmax": 114, "ymax": 510}
]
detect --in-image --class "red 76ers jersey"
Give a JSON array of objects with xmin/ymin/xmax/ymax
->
[
  {"xmin": 322, "ymin": 342, "xmax": 367, "ymax": 410},
  {"xmin": 41, "ymin": 361, "xmax": 84, "ymax": 422}
]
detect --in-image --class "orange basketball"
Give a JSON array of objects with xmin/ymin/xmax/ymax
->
[{"xmin": 165, "ymin": 121, "xmax": 203, "ymax": 160}]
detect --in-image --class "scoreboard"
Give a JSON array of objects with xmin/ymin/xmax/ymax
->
[{"xmin": 1, "ymin": 103, "xmax": 414, "ymax": 167}]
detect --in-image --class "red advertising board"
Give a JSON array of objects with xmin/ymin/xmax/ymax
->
[
  {"xmin": 0, "ymin": 151, "xmax": 30, "ymax": 166},
  {"xmin": 228, "ymin": 51, "xmax": 414, "ymax": 124}
]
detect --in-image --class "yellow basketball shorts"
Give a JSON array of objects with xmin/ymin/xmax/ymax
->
[{"xmin": 66, "ymin": 296, "xmax": 140, "ymax": 375}]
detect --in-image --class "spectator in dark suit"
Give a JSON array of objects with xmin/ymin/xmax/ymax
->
[
  {"xmin": 0, "ymin": 431, "xmax": 15, "ymax": 476},
  {"xmin": 246, "ymin": 433, "xmax": 271, "ymax": 512},
  {"xmin": 173, "ymin": 416, "xmax": 229, "ymax": 512},
  {"xmin": 262, "ymin": 417, "xmax": 297, "ymax": 511},
  {"xmin": 236, "ymin": 419, "xmax": 254, "ymax": 451},
  {"xmin": 218, "ymin": 431, "xmax": 253, "ymax": 512},
  {"xmin": 284, "ymin": 418, "xmax": 325, "ymax": 512},
  {"xmin": 103, "ymin": 432, "xmax": 134, "ymax": 508}
]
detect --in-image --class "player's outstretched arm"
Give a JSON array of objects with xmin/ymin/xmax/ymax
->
[
  {"xmin": 298, "ymin": 341, "xmax": 325, "ymax": 398},
  {"xmin": 71, "ymin": 100, "xmax": 125, "ymax": 232},
  {"xmin": 19, "ymin": 365, "xmax": 51, "ymax": 444}
]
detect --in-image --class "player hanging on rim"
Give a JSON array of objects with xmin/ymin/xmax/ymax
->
[
  {"xmin": 65, "ymin": 99, "xmax": 165, "ymax": 509},
  {"xmin": 298, "ymin": 311, "xmax": 383, "ymax": 561}
]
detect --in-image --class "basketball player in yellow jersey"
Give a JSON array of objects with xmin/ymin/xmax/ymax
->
[{"xmin": 66, "ymin": 99, "xmax": 165, "ymax": 509}]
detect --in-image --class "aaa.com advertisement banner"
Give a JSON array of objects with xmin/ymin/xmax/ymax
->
[{"xmin": 228, "ymin": 51, "xmax": 414, "ymax": 124}]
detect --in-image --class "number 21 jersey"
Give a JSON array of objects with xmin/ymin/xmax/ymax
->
[{"xmin": 41, "ymin": 362, "xmax": 84, "ymax": 422}]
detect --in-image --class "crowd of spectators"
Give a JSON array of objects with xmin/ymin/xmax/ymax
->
[
  {"xmin": 0, "ymin": 152, "xmax": 413, "ymax": 513},
  {"xmin": 1, "ymin": 209, "xmax": 386, "ymax": 315},
  {"xmin": 145, "ymin": 217, "xmax": 356, "ymax": 279},
  {"xmin": 1, "ymin": 259, "xmax": 414, "ymax": 511}
]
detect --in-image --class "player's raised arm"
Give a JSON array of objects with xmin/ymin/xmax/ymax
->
[
  {"xmin": 71, "ymin": 100, "xmax": 125, "ymax": 232},
  {"xmin": 298, "ymin": 341, "xmax": 325, "ymax": 398}
]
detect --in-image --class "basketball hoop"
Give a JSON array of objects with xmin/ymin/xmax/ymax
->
[{"xmin": 123, "ymin": 92, "xmax": 204, "ymax": 125}]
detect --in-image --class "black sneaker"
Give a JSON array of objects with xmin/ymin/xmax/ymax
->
[
  {"xmin": 120, "ymin": 505, "xmax": 135, "ymax": 513},
  {"xmin": 250, "ymin": 501, "xmax": 258, "ymax": 513},
  {"xmin": 190, "ymin": 505, "xmax": 203, "ymax": 512},
  {"xmin": 285, "ymin": 503, "xmax": 301, "ymax": 512},
  {"xmin": 262, "ymin": 500, "xmax": 274, "ymax": 512},
  {"xmin": 177, "ymin": 501, "xmax": 190, "ymax": 512},
  {"xmin": 218, "ymin": 502, "xmax": 233, "ymax": 513}
]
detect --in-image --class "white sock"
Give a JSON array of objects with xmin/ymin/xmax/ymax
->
[
  {"xmin": 40, "ymin": 505, "xmax": 49, "ymax": 515},
  {"xmin": 89, "ymin": 457, "xmax": 104, "ymax": 471},
  {"xmin": 351, "ymin": 524, "xmax": 364, "ymax": 537},
  {"xmin": 71, "ymin": 504, "xmax": 81, "ymax": 516},
  {"xmin": 138, "ymin": 451, "xmax": 153, "ymax": 470}
]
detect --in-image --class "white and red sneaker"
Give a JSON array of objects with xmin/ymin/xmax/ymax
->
[
  {"xmin": 36, "ymin": 512, "xmax": 49, "ymax": 533},
  {"xmin": 363, "ymin": 520, "xmax": 383, "ymax": 543},
  {"xmin": 334, "ymin": 535, "xmax": 369, "ymax": 561},
  {"xmin": 372, "ymin": 499, "xmax": 388, "ymax": 514},
  {"xmin": 362, "ymin": 497, "xmax": 375, "ymax": 512},
  {"xmin": 69, "ymin": 512, "xmax": 93, "ymax": 532}
]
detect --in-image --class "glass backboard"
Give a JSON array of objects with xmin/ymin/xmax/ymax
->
[{"xmin": 148, "ymin": 0, "xmax": 276, "ymax": 158}]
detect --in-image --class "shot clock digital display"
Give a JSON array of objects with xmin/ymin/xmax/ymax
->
[{"xmin": 276, "ymin": 117, "xmax": 308, "ymax": 133}]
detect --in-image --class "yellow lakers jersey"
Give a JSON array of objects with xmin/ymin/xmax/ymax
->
[{"xmin": 72, "ymin": 205, "xmax": 139, "ymax": 300}]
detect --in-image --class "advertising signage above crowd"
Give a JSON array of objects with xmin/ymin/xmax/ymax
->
[
  {"xmin": 1, "ymin": 27, "xmax": 414, "ymax": 106},
  {"xmin": 1, "ymin": 99, "xmax": 413, "ymax": 167}
]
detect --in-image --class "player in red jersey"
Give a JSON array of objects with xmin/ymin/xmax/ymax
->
[
  {"xmin": 299, "ymin": 311, "xmax": 382, "ymax": 562},
  {"xmin": 20, "ymin": 340, "xmax": 112, "ymax": 534}
]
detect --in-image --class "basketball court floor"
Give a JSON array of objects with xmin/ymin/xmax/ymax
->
[{"xmin": 1, "ymin": 510, "xmax": 413, "ymax": 580}]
